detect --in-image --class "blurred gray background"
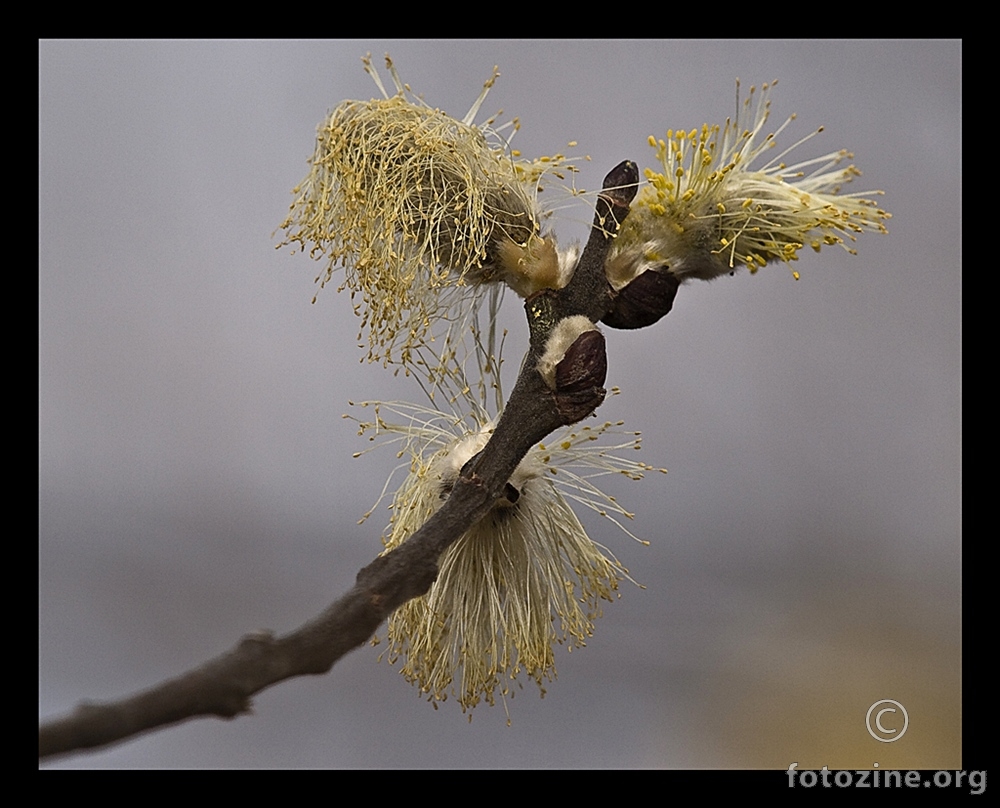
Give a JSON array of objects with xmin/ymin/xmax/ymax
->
[{"xmin": 40, "ymin": 40, "xmax": 961, "ymax": 768}]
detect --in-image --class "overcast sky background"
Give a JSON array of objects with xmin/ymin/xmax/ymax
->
[{"xmin": 40, "ymin": 40, "xmax": 961, "ymax": 769}]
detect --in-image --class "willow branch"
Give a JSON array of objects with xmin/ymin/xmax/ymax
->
[{"xmin": 38, "ymin": 161, "xmax": 642, "ymax": 761}]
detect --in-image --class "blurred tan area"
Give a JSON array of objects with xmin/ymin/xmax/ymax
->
[{"xmin": 666, "ymin": 580, "xmax": 960, "ymax": 769}]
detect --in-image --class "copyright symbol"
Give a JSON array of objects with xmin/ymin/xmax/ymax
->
[{"xmin": 866, "ymin": 699, "xmax": 909, "ymax": 742}]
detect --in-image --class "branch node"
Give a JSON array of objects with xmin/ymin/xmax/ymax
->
[{"xmin": 239, "ymin": 629, "xmax": 276, "ymax": 650}]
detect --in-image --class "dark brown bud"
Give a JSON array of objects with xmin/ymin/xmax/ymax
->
[
  {"xmin": 554, "ymin": 329, "xmax": 607, "ymax": 394},
  {"xmin": 601, "ymin": 268, "xmax": 680, "ymax": 330},
  {"xmin": 602, "ymin": 160, "xmax": 640, "ymax": 208}
]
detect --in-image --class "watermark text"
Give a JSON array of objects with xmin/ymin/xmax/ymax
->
[{"xmin": 786, "ymin": 764, "xmax": 985, "ymax": 795}]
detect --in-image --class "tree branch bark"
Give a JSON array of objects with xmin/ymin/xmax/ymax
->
[{"xmin": 38, "ymin": 161, "xmax": 642, "ymax": 761}]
